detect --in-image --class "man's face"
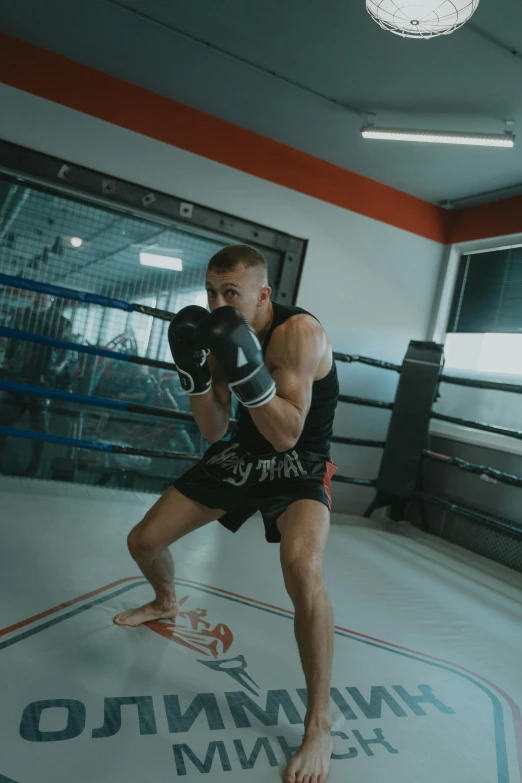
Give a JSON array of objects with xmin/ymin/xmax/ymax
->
[{"xmin": 205, "ymin": 264, "xmax": 270, "ymax": 325}]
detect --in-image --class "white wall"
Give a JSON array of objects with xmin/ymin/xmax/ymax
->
[{"xmin": 0, "ymin": 84, "xmax": 446, "ymax": 513}]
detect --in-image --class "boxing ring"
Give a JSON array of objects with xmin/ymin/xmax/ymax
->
[{"xmin": 0, "ymin": 273, "xmax": 521, "ymax": 783}]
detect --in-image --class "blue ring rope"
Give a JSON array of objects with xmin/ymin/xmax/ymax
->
[
  {"xmin": 0, "ymin": 272, "xmax": 135, "ymax": 312},
  {"xmin": 0, "ymin": 380, "xmax": 194, "ymax": 423},
  {"xmin": 0, "ymin": 273, "xmax": 173, "ymax": 320},
  {"xmin": 0, "ymin": 425, "xmax": 113, "ymax": 452},
  {"xmin": 0, "ymin": 326, "xmax": 177, "ymax": 371},
  {"xmin": 0, "ymin": 325, "xmax": 131, "ymax": 361},
  {"xmin": 0, "ymin": 425, "xmax": 200, "ymax": 462}
]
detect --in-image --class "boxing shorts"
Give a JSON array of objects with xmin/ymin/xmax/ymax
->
[{"xmin": 173, "ymin": 440, "xmax": 337, "ymax": 543}]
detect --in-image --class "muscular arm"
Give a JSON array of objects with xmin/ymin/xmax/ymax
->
[
  {"xmin": 189, "ymin": 354, "xmax": 231, "ymax": 442},
  {"xmin": 248, "ymin": 316, "xmax": 326, "ymax": 452}
]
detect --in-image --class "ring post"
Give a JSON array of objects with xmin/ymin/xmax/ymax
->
[{"xmin": 365, "ymin": 340, "xmax": 445, "ymax": 520}]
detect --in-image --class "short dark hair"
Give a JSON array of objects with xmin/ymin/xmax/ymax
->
[{"xmin": 208, "ymin": 244, "xmax": 268, "ymax": 276}]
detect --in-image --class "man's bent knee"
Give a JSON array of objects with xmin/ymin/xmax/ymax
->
[
  {"xmin": 127, "ymin": 523, "xmax": 160, "ymax": 561},
  {"xmin": 282, "ymin": 556, "xmax": 324, "ymax": 601}
]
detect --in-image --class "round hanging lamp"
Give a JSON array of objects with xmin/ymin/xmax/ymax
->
[{"xmin": 366, "ymin": 1, "xmax": 480, "ymax": 39}]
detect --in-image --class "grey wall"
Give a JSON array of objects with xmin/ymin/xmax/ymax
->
[{"xmin": 411, "ymin": 434, "xmax": 522, "ymax": 572}]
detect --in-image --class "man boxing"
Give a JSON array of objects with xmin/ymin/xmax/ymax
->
[{"xmin": 114, "ymin": 244, "xmax": 339, "ymax": 783}]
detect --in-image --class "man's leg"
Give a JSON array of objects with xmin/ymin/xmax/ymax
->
[
  {"xmin": 278, "ymin": 499, "xmax": 334, "ymax": 783},
  {"xmin": 114, "ymin": 486, "xmax": 224, "ymax": 627}
]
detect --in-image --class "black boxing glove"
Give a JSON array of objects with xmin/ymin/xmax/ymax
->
[
  {"xmin": 194, "ymin": 306, "xmax": 276, "ymax": 408},
  {"xmin": 168, "ymin": 305, "xmax": 211, "ymax": 395}
]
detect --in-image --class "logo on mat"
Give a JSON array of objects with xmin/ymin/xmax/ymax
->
[
  {"xmin": 2, "ymin": 578, "xmax": 520, "ymax": 783},
  {"xmin": 147, "ymin": 595, "xmax": 260, "ymax": 696}
]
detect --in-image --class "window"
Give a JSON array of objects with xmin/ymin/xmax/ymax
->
[
  {"xmin": 0, "ymin": 141, "xmax": 306, "ymax": 490},
  {"xmin": 444, "ymin": 246, "xmax": 522, "ymax": 376}
]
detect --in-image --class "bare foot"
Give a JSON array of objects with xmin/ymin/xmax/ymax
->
[
  {"xmin": 284, "ymin": 727, "xmax": 333, "ymax": 783},
  {"xmin": 113, "ymin": 599, "xmax": 179, "ymax": 627}
]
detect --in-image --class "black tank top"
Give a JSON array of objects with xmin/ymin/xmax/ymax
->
[{"xmin": 233, "ymin": 302, "xmax": 339, "ymax": 457}]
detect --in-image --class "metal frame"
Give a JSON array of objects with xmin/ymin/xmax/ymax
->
[{"xmin": 0, "ymin": 138, "xmax": 307, "ymax": 305}]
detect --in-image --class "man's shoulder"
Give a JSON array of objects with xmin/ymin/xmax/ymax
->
[
  {"xmin": 273, "ymin": 312, "xmax": 323, "ymax": 339},
  {"xmin": 268, "ymin": 313, "xmax": 326, "ymax": 364}
]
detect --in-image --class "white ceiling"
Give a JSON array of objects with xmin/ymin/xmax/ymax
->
[{"xmin": 2, "ymin": 0, "xmax": 522, "ymax": 204}]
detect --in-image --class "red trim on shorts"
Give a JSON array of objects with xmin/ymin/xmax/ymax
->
[{"xmin": 322, "ymin": 459, "xmax": 338, "ymax": 510}]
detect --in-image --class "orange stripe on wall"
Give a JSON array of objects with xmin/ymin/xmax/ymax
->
[
  {"xmin": 0, "ymin": 33, "xmax": 449, "ymax": 244},
  {"xmin": 448, "ymin": 195, "xmax": 522, "ymax": 244}
]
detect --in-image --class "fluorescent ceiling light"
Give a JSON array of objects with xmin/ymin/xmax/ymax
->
[
  {"xmin": 361, "ymin": 127, "xmax": 515, "ymax": 148},
  {"xmin": 139, "ymin": 252, "xmax": 183, "ymax": 271}
]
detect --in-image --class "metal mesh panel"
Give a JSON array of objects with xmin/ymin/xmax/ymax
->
[
  {"xmin": 411, "ymin": 498, "xmax": 522, "ymax": 573},
  {"xmin": 0, "ymin": 180, "xmax": 225, "ymax": 357},
  {"xmin": 0, "ymin": 175, "xmax": 230, "ymax": 489}
]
